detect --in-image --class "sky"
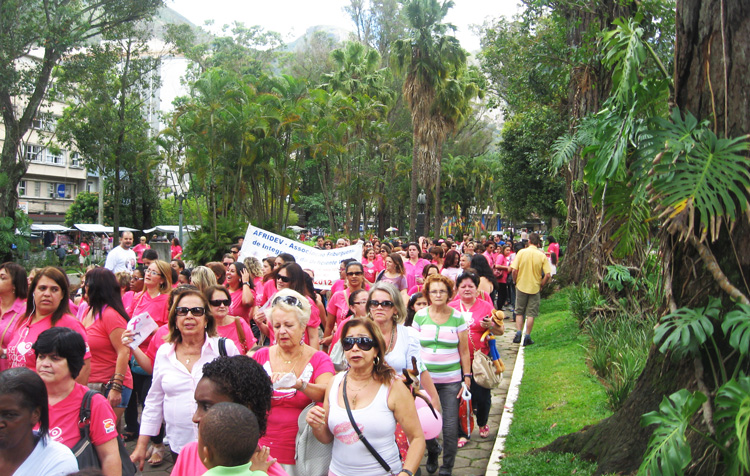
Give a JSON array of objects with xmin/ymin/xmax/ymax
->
[{"xmin": 167, "ymin": 0, "xmax": 523, "ymax": 52}]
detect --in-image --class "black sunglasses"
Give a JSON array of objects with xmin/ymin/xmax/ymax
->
[
  {"xmin": 346, "ymin": 271, "xmax": 364, "ymax": 277},
  {"xmin": 341, "ymin": 336, "xmax": 376, "ymax": 351},
  {"xmin": 209, "ymin": 299, "xmax": 231, "ymax": 307},
  {"xmin": 272, "ymin": 295, "xmax": 303, "ymax": 309},
  {"xmin": 276, "ymin": 274, "xmax": 292, "ymax": 283},
  {"xmin": 368, "ymin": 299, "xmax": 395, "ymax": 309},
  {"xmin": 175, "ymin": 306, "xmax": 206, "ymax": 317}
]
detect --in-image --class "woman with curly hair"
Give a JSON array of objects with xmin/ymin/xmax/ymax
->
[{"xmin": 171, "ymin": 355, "xmax": 286, "ymax": 476}]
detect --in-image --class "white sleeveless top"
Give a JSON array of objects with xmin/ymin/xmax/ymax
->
[{"xmin": 328, "ymin": 372, "xmax": 401, "ymax": 476}]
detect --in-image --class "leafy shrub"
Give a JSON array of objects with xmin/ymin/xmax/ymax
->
[
  {"xmin": 603, "ymin": 264, "xmax": 636, "ymax": 292},
  {"xmin": 184, "ymin": 217, "xmax": 245, "ymax": 265},
  {"xmin": 569, "ymin": 285, "xmax": 605, "ymax": 324}
]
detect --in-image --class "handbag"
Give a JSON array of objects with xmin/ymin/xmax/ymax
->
[
  {"xmin": 459, "ymin": 384, "xmax": 474, "ymax": 436},
  {"xmin": 71, "ymin": 390, "xmax": 137, "ymax": 476},
  {"xmin": 343, "ymin": 373, "xmax": 397, "ymax": 475},
  {"xmin": 295, "ymin": 403, "xmax": 333, "ymax": 476},
  {"xmin": 472, "ymin": 350, "xmax": 502, "ymax": 389}
]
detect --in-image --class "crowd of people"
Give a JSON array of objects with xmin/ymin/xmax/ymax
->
[{"xmin": 0, "ymin": 229, "xmax": 559, "ymax": 476}]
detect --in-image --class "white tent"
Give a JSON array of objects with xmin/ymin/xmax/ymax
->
[
  {"xmin": 74, "ymin": 224, "xmax": 139, "ymax": 233},
  {"xmin": 143, "ymin": 225, "xmax": 200, "ymax": 234},
  {"xmin": 30, "ymin": 224, "xmax": 71, "ymax": 232}
]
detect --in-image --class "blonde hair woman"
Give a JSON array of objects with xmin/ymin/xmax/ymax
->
[{"xmin": 189, "ymin": 266, "xmax": 218, "ymax": 292}]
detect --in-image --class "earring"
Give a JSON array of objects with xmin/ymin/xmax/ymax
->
[{"xmin": 374, "ymin": 356, "xmax": 380, "ymax": 365}]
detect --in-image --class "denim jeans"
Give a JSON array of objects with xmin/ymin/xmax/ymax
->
[{"xmin": 426, "ymin": 381, "xmax": 462, "ymax": 475}]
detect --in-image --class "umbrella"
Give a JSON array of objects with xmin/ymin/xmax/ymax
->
[{"xmin": 386, "ymin": 227, "xmax": 398, "ymax": 232}]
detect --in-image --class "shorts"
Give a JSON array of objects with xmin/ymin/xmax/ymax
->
[{"xmin": 515, "ymin": 290, "xmax": 540, "ymax": 318}]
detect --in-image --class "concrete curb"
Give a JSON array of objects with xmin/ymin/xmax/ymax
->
[{"xmin": 484, "ymin": 341, "xmax": 526, "ymax": 476}]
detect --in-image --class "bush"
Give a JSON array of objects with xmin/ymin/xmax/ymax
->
[
  {"xmin": 185, "ymin": 217, "xmax": 245, "ymax": 265},
  {"xmin": 569, "ymin": 285, "xmax": 605, "ymax": 324}
]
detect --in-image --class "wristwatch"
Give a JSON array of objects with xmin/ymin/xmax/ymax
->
[
  {"xmin": 399, "ymin": 470, "xmax": 414, "ymax": 476},
  {"xmin": 242, "ymin": 282, "xmax": 251, "ymax": 286}
]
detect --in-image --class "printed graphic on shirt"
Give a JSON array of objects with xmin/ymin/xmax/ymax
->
[
  {"xmin": 333, "ymin": 421, "xmax": 365, "ymax": 445},
  {"xmin": 49, "ymin": 427, "xmax": 63, "ymax": 441},
  {"xmin": 103, "ymin": 418, "xmax": 116, "ymax": 434}
]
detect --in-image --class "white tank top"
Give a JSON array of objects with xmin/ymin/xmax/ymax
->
[{"xmin": 328, "ymin": 372, "xmax": 401, "ymax": 476}]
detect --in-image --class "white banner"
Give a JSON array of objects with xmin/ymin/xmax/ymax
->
[{"xmin": 239, "ymin": 225, "xmax": 362, "ymax": 290}]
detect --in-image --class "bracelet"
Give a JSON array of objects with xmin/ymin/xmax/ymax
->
[
  {"xmin": 400, "ymin": 470, "xmax": 414, "ymax": 476},
  {"xmin": 463, "ymin": 373, "xmax": 472, "ymax": 378},
  {"xmin": 298, "ymin": 379, "xmax": 308, "ymax": 391},
  {"xmin": 243, "ymin": 282, "xmax": 251, "ymax": 286},
  {"xmin": 113, "ymin": 373, "xmax": 126, "ymax": 379}
]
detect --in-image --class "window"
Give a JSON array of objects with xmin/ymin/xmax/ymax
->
[
  {"xmin": 32, "ymin": 116, "xmax": 56, "ymax": 132},
  {"xmin": 87, "ymin": 181, "xmax": 95, "ymax": 193},
  {"xmin": 24, "ymin": 144, "xmax": 43, "ymax": 162},
  {"xmin": 45, "ymin": 148, "xmax": 65, "ymax": 166},
  {"xmin": 34, "ymin": 182, "xmax": 41, "ymax": 197},
  {"xmin": 70, "ymin": 152, "xmax": 82, "ymax": 167},
  {"xmin": 48, "ymin": 183, "xmax": 55, "ymax": 199},
  {"xmin": 18, "ymin": 181, "xmax": 26, "ymax": 196},
  {"xmin": 66, "ymin": 184, "xmax": 76, "ymax": 199}
]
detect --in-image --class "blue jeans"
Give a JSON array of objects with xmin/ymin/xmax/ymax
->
[{"xmin": 426, "ymin": 381, "xmax": 462, "ymax": 475}]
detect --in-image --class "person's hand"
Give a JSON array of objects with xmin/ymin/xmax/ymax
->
[
  {"xmin": 320, "ymin": 335, "xmax": 332, "ymax": 346},
  {"xmin": 130, "ymin": 444, "xmax": 147, "ymax": 471},
  {"xmin": 253, "ymin": 308, "xmax": 267, "ymax": 325},
  {"xmin": 240, "ymin": 268, "xmax": 250, "ymax": 283},
  {"xmin": 306, "ymin": 405, "xmax": 327, "ymax": 430},
  {"xmin": 108, "ymin": 388, "xmax": 122, "ymax": 407},
  {"xmin": 121, "ymin": 329, "xmax": 135, "ymax": 346},
  {"xmin": 251, "ymin": 446, "xmax": 276, "ymax": 472}
]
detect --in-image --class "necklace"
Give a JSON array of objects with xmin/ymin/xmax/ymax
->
[
  {"xmin": 277, "ymin": 347, "xmax": 303, "ymax": 372},
  {"xmin": 385, "ymin": 325, "xmax": 396, "ymax": 354},
  {"xmin": 347, "ymin": 376, "xmax": 370, "ymax": 408}
]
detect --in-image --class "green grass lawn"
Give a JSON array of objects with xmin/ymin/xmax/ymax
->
[{"xmin": 500, "ymin": 288, "xmax": 612, "ymax": 475}]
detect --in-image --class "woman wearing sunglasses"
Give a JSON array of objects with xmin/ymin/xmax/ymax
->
[
  {"xmin": 253, "ymin": 289, "xmax": 334, "ymax": 474},
  {"xmin": 306, "ymin": 317, "xmax": 425, "ymax": 476},
  {"xmin": 130, "ymin": 289, "xmax": 240, "ymax": 470},
  {"xmin": 324, "ymin": 261, "xmax": 367, "ymax": 348},
  {"xmin": 412, "ymin": 274, "xmax": 471, "ymax": 476},
  {"xmin": 205, "ymin": 285, "xmax": 256, "ymax": 355},
  {"xmin": 268, "ymin": 263, "xmax": 320, "ymax": 349}
]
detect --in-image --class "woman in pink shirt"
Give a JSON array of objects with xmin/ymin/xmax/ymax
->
[
  {"xmin": 80, "ymin": 268, "xmax": 134, "ymax": 421},
  {"xmin": 362, "ymin": 248, "xmax": 381, "ymax": 284},
  {"xmin": 224, "ymin": 262, "xmax": 256, "ymax": 325},
  {"xmin": 0, "ymin": 262, "xmax": 27, "ymax": 372},
  {"xmin": 6, "ymin": 267, "xmax": 90, "ymax": 382},
  {"xmin": 404, "ymin": 242, "xmax": 431, "ymax": 289},
  {"xmin": 171, "ymin": 237, "xmax": 183, "ymax": 260},
  {"xmin": 172, "ymin": 355, "xmax": 288, "ymax": 476},
  {"xmin": 205, "ymin": 285, "xmax": 255, "ymax": 355},
  {"xmin": 128, "ymin": 260, "xmax": 172, "ymax": 327}
]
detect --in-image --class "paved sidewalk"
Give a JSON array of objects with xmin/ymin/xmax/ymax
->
[{"xmin": 127, "ymin": 320, "xmax": 520, "ymax": 476}]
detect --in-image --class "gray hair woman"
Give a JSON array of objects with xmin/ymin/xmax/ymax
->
[{"xmin": 251, "ymin": 289, "xmax": 334, "ymax": 473}]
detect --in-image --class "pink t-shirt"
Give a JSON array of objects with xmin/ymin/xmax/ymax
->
[
  {"xmin": 172, "ymin": 441, "xmax": 288, "ymax": 476},
  {"xmin": 404, "ymin": 258, "xmax": 431, "ymax": 284},
  {"xmin": 7, "ymin": 314, "xmax": 91, "ymax": 371},
  {"xmin": 449, "ymin": 299, "xmax": 495, "ymax": 364},
  {"xmin": 128, "ymin": 291, "xmax": 170, "ymax": 326},
  {"xmin": 326, "ymin": 289, "xmax": 357, "ymax": 327},
  {"xmin": 329, "ymin": 279, "xmax": 346, "ymax": 295},
  {"xmin": 257, "ymin": 280, "xmax": 278, "ymax": 308},
  {"xmin": 145, "ymin": 324, "xmax": 170, "ymax": 365},
  {"xmin": 0, "ymin": 298, "xmax": 26, "ymax": 372},
  {"xmin": 171, "ymin": 245, "xmax": 182, "ymax": 259},
  {"xmin": 122, "ymin": 290, "xmax": 135, "ymax": 311},
  {"xmin": 496, "ymin": 254, "xmax": 508, "ymax": 283},
  {"xmin": 253, "ymin": 348, "xmax": 334, "ymax": 465},
  {"xmin": 253, "ymin": 277, "xmax": 265, "ymax": 306},
  {"xmin": 48, "ymin": 383, "xmax": 118, "ymax": 448},
  {"xmin": 132, "ymin": 243, "xmax": 149, "ymax": 263},
  {"xmin": 362, "ymin": 259, "xmax": 383, "ymax": 283},
  {"xmin": 85, "ymin": 306, "xmax": 133, "ymax": 388},
  {"xmin": 229, "ymin": 287, "xmax": 255, "ymax": 324},
  {"xmin": 217, "ymin": 318, "xmax": 256, "ymax": 354},
  {"xmin": 407, "ymin": 284, "xmax": 425, "ymax": 296}
]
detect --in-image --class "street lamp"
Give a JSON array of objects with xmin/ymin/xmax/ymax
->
[
  {"xmin": 175, "ymin": 192, "xmax": 187, "ymax": 245},
  {"xmin": 417, "ymin": 190, "xmax": 426, "ymax": 210}
]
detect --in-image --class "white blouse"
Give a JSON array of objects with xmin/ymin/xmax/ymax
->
[{"xmin": 140, "ymin": 335, "xmax": 239, "ymax": 453}]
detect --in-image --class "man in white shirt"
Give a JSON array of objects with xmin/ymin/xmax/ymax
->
[{"xmin": 104, "ymin": 231, "xmax": 137, "ymax": 273}]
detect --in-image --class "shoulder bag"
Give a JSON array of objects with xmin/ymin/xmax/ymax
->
[
  {"xmin": 469, "ymin": 328, "xmax": 502, "ymax": 389},
  {"xmin": 71, "ymin": 390, "xmax": 137, "ymax": 476},
  {"xmin": 295, "ymin": 403, "xmax": 333, "ymax": 476}
]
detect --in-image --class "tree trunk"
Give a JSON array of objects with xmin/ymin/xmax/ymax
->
[
  {"xmin": 410, "ymin": 143, "xmax": 418, "ymax": 241},
  {"xmin": 543, "ymin": 2, "xmax": 750, "ymax": 474}
]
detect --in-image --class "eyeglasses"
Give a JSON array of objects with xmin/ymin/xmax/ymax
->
[
  {"xmin": 341, "ymin": 336, "xmax": 376, "ymax": 351},
  {"xmin": 209, "ymin": 299, "xmax": 231, "ymax": 307},
  {"xmin": 131, "ymin": 276, "xmax": 143, "ymax": 281},
  {"xmin": 276, "ymin": 275, "xmax": 291, "ymax": 283},
  {"xmin": 175, "ymin": 306, "xmax": 205, "ymax": 316},
  {"xmin": 368, "ymin": 299, "xmax": 394, "ymax": 309},
  {"xmin": 346, "ymin": 271, "xmax": 364, "ymax": 277},
  {"xmin": 145, "ymin": 269, "xmax": 161, "ymax": 276},
  {"xmin": 429, "ymin": 289, "xmax": 449, "ymax": 296},
  {"xmin": 272, "ymin": 295, "xmax": 303, "ymax": 309},
  {"xmin": 223, "ymin": 262, "xmax": 233, "ymax": 267}
]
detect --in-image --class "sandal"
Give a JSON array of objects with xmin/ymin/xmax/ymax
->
[
  {"xmin": 480, "ymin": 425, "xmax": 490, "ymax": 438},
  {"xmin": 148, "ymin": 443, "xmax": 166, "ymax": 467},
  {"xmin": 457, "ymin": 437, "xmax": 469, "ymax": 448}
]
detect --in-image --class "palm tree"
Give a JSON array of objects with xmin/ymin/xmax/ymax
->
[{"xmin": 392, "ymin": 0, "xmax": 466, "ymax": 239}]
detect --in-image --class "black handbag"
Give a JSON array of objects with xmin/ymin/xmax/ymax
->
[
  {"xmin": 342, "ymin": 373, "xmax": 397, "ymax": 475},
  {"xmin": 71, "ymin": 389, "xmax": 137, "ymax": 476}
]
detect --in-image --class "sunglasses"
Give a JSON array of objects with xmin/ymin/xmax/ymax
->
[
  {"xmin": 368, "ymin": 299, "xmax": 395, "ymax": 309},
  {"xmin": 341, "ymin": 336, "xmax": 376, "ymax": 351},
  {"xmin": 346, "ymin": 271, "xmax": 364, "ymax": 277},
  {"xmin": 273, "ymin": 295, "xmax": 303, "ymax": 309},
  {"xmin": 175, "ymin": 306, "xmax": 205, "ymax": 316},
  {"xmin": 209, "ymin": 299, "xmax": 231, "ymax": 307},
  {"xmin": 276, "ymin": 275, "xmax": 292, "ymax": 283}
]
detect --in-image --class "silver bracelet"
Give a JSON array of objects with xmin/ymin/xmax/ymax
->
[{"xmin": 299, "ymin": 379, "xmax": 308, "ymax": 391}]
